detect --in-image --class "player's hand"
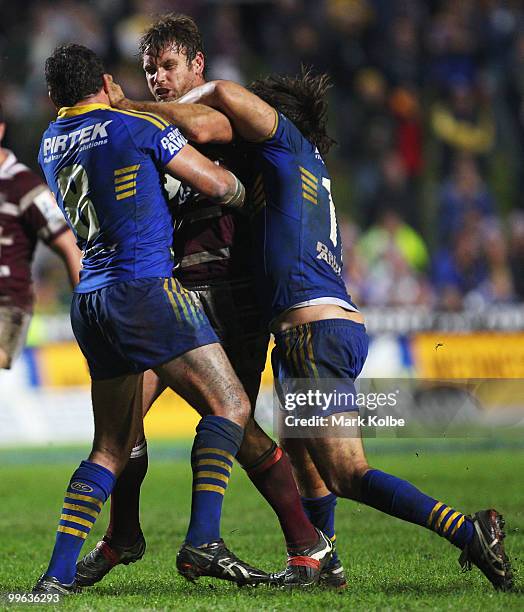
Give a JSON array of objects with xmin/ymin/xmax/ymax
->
[{"xmin": 103, "ymin": 74, "xmax": 130, "ymax": 109}]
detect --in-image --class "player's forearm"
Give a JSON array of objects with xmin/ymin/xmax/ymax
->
[
  {"xmin": 165, "ymin": 145, "xmax": 245, "ymax": 209},
  {"xmin": 192, "ymin": 166, "xmax": 245, "ymax": 208},
  {"xmin": 117, "ymin": 98, "xmax": 233, "ymax": 144},
  {"xmin": 178, "ymin": 80, "xmax": 277, "ymax": 142},
  {"xmin": 50, "ymin": 231, "xmax": 81, "ymax": 288}
]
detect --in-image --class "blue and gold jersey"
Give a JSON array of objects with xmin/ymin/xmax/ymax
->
[
  {"xmin": 38, "ymin": 103, "xmax": 187, "ymax": 292},
  {"xmin": 248, "ymin": 112, "xmax": 357, "ymax": 323}
]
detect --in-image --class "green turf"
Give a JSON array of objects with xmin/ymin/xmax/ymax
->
[{"xmin": 0, "ymin": 442, "xmax": 522, "ymax": 611}]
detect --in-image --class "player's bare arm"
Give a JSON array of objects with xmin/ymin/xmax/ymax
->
[
  {"xmin": 164, "ymin": 145, "xmax": 244, "ymax": 209},
  {"xmin": 177, "ymin": 80, "xmax": 278, "ymax": 143},
  {"xmin": 49, "ymin": 230, "xmax": 82, "ymax": 288},
  {"xmin": 103, "ymin": 74, "xmax": 233, "ymax": 144}
]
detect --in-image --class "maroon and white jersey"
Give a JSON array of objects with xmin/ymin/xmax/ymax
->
[
  {"xmin": 171, "ymin": 143, "xmax": 254, "ymax": 287},
  {"xmin": 0, "ymin": 150, "xmax": 68, "ymax": 312}
]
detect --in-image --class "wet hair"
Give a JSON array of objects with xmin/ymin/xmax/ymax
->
[
  {"xmin": 45, "ymin": 44, "xmax": 105, "ymax": 108},
  {"xmin": 139, "ymin": 13, "xmax": 204, "ymax": 65},
  {"xmin": 248, "ymin": 68, "xmax": 336, "ymax": 155},
  {"xmin": 0, "ymin": 102, "xmax": 4, "ymax": 124}
]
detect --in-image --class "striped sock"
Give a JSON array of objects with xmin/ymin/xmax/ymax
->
[
  {"xmin": 426, "ymin": 501, "xmax": 474, "ymax": 548},
  {"xmin": 301, "ymin": 493, "xmax": 340, "ymax": 569},
  {"xmin": 185, "ymin": 415, "xmax": 243, "ymax": 547},
  {"xmin": 360, "ymin": 469, "xmax": 474, "ymax": 549},
  {"xmin": 47, "ymin": 461, "xmax": 115, "ymax": 584}
]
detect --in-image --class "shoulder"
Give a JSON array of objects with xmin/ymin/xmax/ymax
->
[
  {"xmin": 258, "ymin": 112, "xmax": 312, "ymax": 155},
  {"xmin": 104, "ymin": 107, "xmax": 172, "ymax": 132},
  {"xmin": 0, "ymin": 153, "xmax": 45, "ymax": 208}
]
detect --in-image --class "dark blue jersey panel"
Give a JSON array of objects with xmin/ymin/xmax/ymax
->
[
  {"xmin": 249, "ymin": 112, "xmax": 356, "ymax": 323},
  {"xmin": 39, "ymin": 104, "xmax": 187, "ymax": 292}
]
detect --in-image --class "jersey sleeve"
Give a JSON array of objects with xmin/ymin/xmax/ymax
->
[
  {"xmin": 259, "ymin": 113, "xmax": 295, "ymax": 150},
  {"xmin": 20, "ymin": 180, "xmax": 69, "ymax": 243},
  {"xmin": 129, "ymin": 113, "xmax": 188, "ymax": 167}
]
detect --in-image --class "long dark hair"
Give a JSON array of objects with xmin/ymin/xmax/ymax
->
[{"xmin": 248, "ymin": 68, "xmax": 335, "ymax": 155}]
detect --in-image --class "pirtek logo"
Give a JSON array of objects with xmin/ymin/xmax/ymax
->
[
  {"xmin": 43, "ymin": 121, "xmax": 112, "ymax": 155},
  {"xmin": 70, "ymin": 482, "xmax": 94, "ymax": 493}
]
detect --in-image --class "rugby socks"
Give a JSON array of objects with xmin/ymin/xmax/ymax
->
[
  {"xmin": 360, "ymin": 469, "xmax": 474, "ymax": 549},
  {"xmin": 104, "ymin": 438, "xmax": 148, "ymax": 547},
  {"xmin": 47, "ymin": 460, "xmax": 115, "ymax": 584},
  {"xmin": 302, "ymin": 493, "xmax": 340, "ymax": 568},
  {"xmin": 246, "ymin": 443, "xmax": 318, "ymax": 551},
  {"xmin": 185, "ymin": 415, "xmax": 244, "ymax": 547}
]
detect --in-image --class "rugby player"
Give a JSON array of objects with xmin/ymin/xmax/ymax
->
[
  {"xmin": 32, "ymin": 43, "xmax": 270, "ymax": 594},
  {"xmin": 76, "ymin": 15, "xmax": 333, "ymax": 590},
  {"xmin": 0, "ymin": 103, "xmax": 80, "ymax": 369},
  {"xmin": 106, "ymin": 68, "xmax": 513, "ymax": 591}
]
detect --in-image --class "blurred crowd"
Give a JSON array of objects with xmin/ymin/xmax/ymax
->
[{"xmin": 1, "ymin": 0, "xmax": 524, "ymax": 313}]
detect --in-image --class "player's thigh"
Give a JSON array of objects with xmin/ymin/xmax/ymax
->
[
  {"xmin": 154, "ymin": 342, "xmax": 250, "ymax": 427},
  {"xmin": 90, "ymin": 372, "xmax": 144, "ymax": 473},
  {"xmin": 0, "ymin": 347, "xmax": 9, "ymax": 369},
  {"xmin": 142, "ymin": 369, "xmax": 167, "ymax": 417},
  {"xmin": 189, "ymin": 281, "xmax": 269, "ymax": 412}
]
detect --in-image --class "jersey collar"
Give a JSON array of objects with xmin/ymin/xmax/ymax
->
[{"xmin": 58, "ymin": 103, "xmax": 111, "ymax": 119}]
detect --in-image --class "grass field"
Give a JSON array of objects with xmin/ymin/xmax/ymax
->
[{"xmin": 0, "ymin": 439, "xmax": 523, "ymax": 611}]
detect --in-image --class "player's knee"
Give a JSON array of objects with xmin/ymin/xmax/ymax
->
[
  {"xmin": 324, "ymin": 459, "xmax": 371, "ymax": 500},
  {"xmin": 215, "ymin": 389, "xmax": 251, "ymax": 427},
  {"xmin": 90, "ymin": 438, "xmax": 135, "ymax": 475}
]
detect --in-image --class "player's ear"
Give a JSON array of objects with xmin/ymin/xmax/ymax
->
[
  {"xmin": 193, "ymin": 52, "xmax": 205, "ymax": 78},
  {"xmin": 48, "ymin": 90, "xmax": 59, "ymax": 109},
  {"xmin": 0, "ymin": 122, "xmax": 5, "ymax": 143}
]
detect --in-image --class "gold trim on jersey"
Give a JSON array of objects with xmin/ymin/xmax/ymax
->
[
  {"xmin": 115, "ymin": 164, "xmax": 140, "ymax": 176},
  {"xmin": 254, "ymin": 109, "xmax": 279, "ymax": 142},
  {"xmin": 299, "ymin": 166, "xmax": 318, "ymax": 204},
  {"xmin": 109, "ymin": 108, "xmax": 168, "ymax": 130},
  {"xmin": 114, "ymin": 165, "xmax": 140, "ymax": 201},
  {"xmin": 58, "ymin": 103, "xmax": 112, "ymax": 118},
  {"xmin": 58, "ymin": 104, "xmax": 170, "ymax": 131}
]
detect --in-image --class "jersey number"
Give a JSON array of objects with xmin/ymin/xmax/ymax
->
[
  {"xmin": 57, "ymin": 164, "xmax": 100, "ymax": 243},
  {"xmin": 322, "ymin": 177, "xmax": 338, "ymax": 247}
]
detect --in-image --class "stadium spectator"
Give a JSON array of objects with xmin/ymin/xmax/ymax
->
[
  {"xmin": 432, "ymin": 228, "xmax": 488, "ymax": 311},
  {"xmin": 365, "ymin": 149, "xmax": 419, "ymax": 230},
  {"xmin": 430, "ymin": 79, "xmax": 495, "ymax": 177},
  {"xmin": 0, "ymin": 0, "xmax": 523, "ymax": 312},
  {"xmin": 357, "ymin": 209, "xmax": 430, "ymax": 306},
  {"xmin": 479, "ymin": 221, "xmax": 515, "ymax": 305},
  {"xmin": 438, "ymin": 155, "xmax": 496, "ymax": 247},
  {"xmin": 508, "ymin": 210, "xmax": 524, "ymax": 300}
]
